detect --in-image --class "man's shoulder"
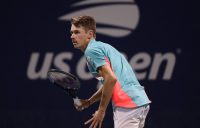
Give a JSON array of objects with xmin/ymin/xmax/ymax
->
[
  {"xmin": 85, "ymin": 46, "xmax": 104, "ymax": 57},
  {"xmin": 86, "ymin": 41, "xmax": 106, "ymax": 53},
  {"xmin": 91, "ymin": 40, "xmax": 106, "ymax": 47}
]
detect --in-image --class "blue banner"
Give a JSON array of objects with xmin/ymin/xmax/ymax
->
[{"xmin": 2, "ymin": 0, "xmax": 198, "ymax": 128}]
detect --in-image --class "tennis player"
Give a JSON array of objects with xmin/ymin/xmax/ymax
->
[{"xmin": 70, "ymin": 15, "xmax": 151, "ymax": 128}]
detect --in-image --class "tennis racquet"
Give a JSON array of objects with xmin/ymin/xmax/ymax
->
[{"xmin": 47, "ymin": 69, "xmax": 82, "ymax": 107}]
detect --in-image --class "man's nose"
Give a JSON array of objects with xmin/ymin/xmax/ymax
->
[{"xmin": 71, "ymin": 34, "xmax": 74, "ymax": 39}]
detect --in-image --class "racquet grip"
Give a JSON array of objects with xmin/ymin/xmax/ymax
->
[{"xmin": 73, "ymin": 98, "xmax": 82, "ymax": 106}]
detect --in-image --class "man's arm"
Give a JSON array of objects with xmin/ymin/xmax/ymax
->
[
  {"xmin": 75, "ymin": 64, "xmax": 115, "ymax": 111},
  {"xmin": 85, "ymin": 64, "xmax": 117, "ymax": 128},
  {"xmin": 97, "ymin": 64, "xmax": 117, "ymax": 112},
  {"xmin": 74, "ymin": 84, "xmax": 103, "ymax": 111},
  {"xmin": 88, "ymin": 85, "xmax": 103, "ymax": 105}
]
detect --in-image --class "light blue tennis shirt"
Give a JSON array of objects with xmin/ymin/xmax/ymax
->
[{"xmin": 84, "ymin": 39, "xmax": 151, "ymax": 108}]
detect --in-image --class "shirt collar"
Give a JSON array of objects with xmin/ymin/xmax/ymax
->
[{"xmin": 85, "ymin": 38, "xmax": 96, "ymax": 52}]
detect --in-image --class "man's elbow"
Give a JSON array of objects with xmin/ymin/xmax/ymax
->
[{"xmin": 110, "ymin": 76, "xmax": 117, "ymax": 86}]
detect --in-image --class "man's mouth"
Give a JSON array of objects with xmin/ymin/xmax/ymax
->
[
  {"xmin": 72, "ymin": 41, "xmax": 77, "ymax": 45},
  {"xmin": 73, "ymin": 42, "xmax": 77, "ymax": 45}
]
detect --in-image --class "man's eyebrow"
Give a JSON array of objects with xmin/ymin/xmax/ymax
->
[
  {"xmin": 70, "ymin": 30, "xmax": 80, "ymax": 33},
  {"xmin": 70, "ymin": 30, "xmax": 76, "ymax": 34}
]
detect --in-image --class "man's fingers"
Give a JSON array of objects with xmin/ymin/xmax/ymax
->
[
  {"xmin": 74, "ymin": 103, "xmax": 85, "ymax": 111},
  {"xmin": 74, "ymin": 100, "xmax": 89, "ymax": 111},
  {"xmin": 92, "ymin": 120, "xmax": 98, "ymax": 128},
  {"xmin": 84, "ymin": 117, "xmax": 94, "ymax": 125},
  {"xmin": 99, "ymin": 121, "xmax": 102, "ymax": 128},
  {"xmin": 89, "ymin": 120, "xmax": 102, "ymax": 128},
  {"xmin": 85, "ymin": 110, "xmax": 104, "ymax": 128},
  {"xmin": 89, "ymin": 121, "xmax": 95, "ymax": 128}
]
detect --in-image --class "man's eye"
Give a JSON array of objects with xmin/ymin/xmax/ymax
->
[
  {"xmin": 70, "ymin": 31, "xmax": 80, "ymax": 35},
  {"xmin": 74, "ymin": 31, "xmax": 80, "ymax": 34}
]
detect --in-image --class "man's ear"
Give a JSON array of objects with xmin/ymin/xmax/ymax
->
[{"xmin": 87, "ymin": 30, "xmax": 94, "ymax": 39}]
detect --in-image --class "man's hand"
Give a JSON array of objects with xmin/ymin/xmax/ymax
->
[
  {"xmin": 74, "ymin": 99, "xmax": 90, "ymax": 111},
  {"xmin": 84, "ymin": 109, "xmax": 105, "ymax": 128}
]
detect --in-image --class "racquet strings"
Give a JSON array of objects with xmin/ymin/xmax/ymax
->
[
  {"xmin": 47, "ymin": 71, "xmax": 79, "ymax": 98},
  {"xmin": 48, "ymin": 71, "xmax": 77, "ymax": 89}
]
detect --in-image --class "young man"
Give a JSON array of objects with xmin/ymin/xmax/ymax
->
[{"xmin": 70, "ymin": 15, "xmax": 151, "ymax": 128}]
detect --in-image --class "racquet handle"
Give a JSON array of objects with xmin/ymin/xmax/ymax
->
[{"xmin": 73, "ymin": 97, "xmax": 82, "ymax": 106}]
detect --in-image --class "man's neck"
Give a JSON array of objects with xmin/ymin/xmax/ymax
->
[{"xmin": 81, "ymin": 38, "xmax": 94, "ymax": 52}]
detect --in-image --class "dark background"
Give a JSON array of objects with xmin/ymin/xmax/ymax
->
[{"xmin": 2, "ymin": 0, "xmax": 199, "ymax": 128}]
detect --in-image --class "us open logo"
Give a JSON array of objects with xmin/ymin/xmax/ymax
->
[
  {"xmin": 26, "ymin": 0, "xmax": 180, "ymax": 82},
  {"xmin": 58, "ymin": 0, "xmax": 139, "ymax": 38}
]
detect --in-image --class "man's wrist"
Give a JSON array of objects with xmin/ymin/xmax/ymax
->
[
  {"xmin": 87, "ymin": 99, "xmax": 91, "ymax": 106},
  {"xmin": 98, "ymin": 107, "xmax": 106, "ymax": 113}
]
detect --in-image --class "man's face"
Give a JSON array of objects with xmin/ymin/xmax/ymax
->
[{"xmin": 70, "ymin": 24, "xmax": 90, "ymax": 51}]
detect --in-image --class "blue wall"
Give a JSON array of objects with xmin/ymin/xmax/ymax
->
[{"xmin": 2, "ymin": 0, "xmax": 199, "ymax": 127}]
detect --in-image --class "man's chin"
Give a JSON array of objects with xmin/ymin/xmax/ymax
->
[{"xmin": 73, "ymin": 45, "xmax": 80, "ymax": 49}]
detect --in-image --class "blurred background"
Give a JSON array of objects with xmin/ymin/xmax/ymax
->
[{"xmin": 2, "ymin": 0, "xmax": 199, "ymax": 128}]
